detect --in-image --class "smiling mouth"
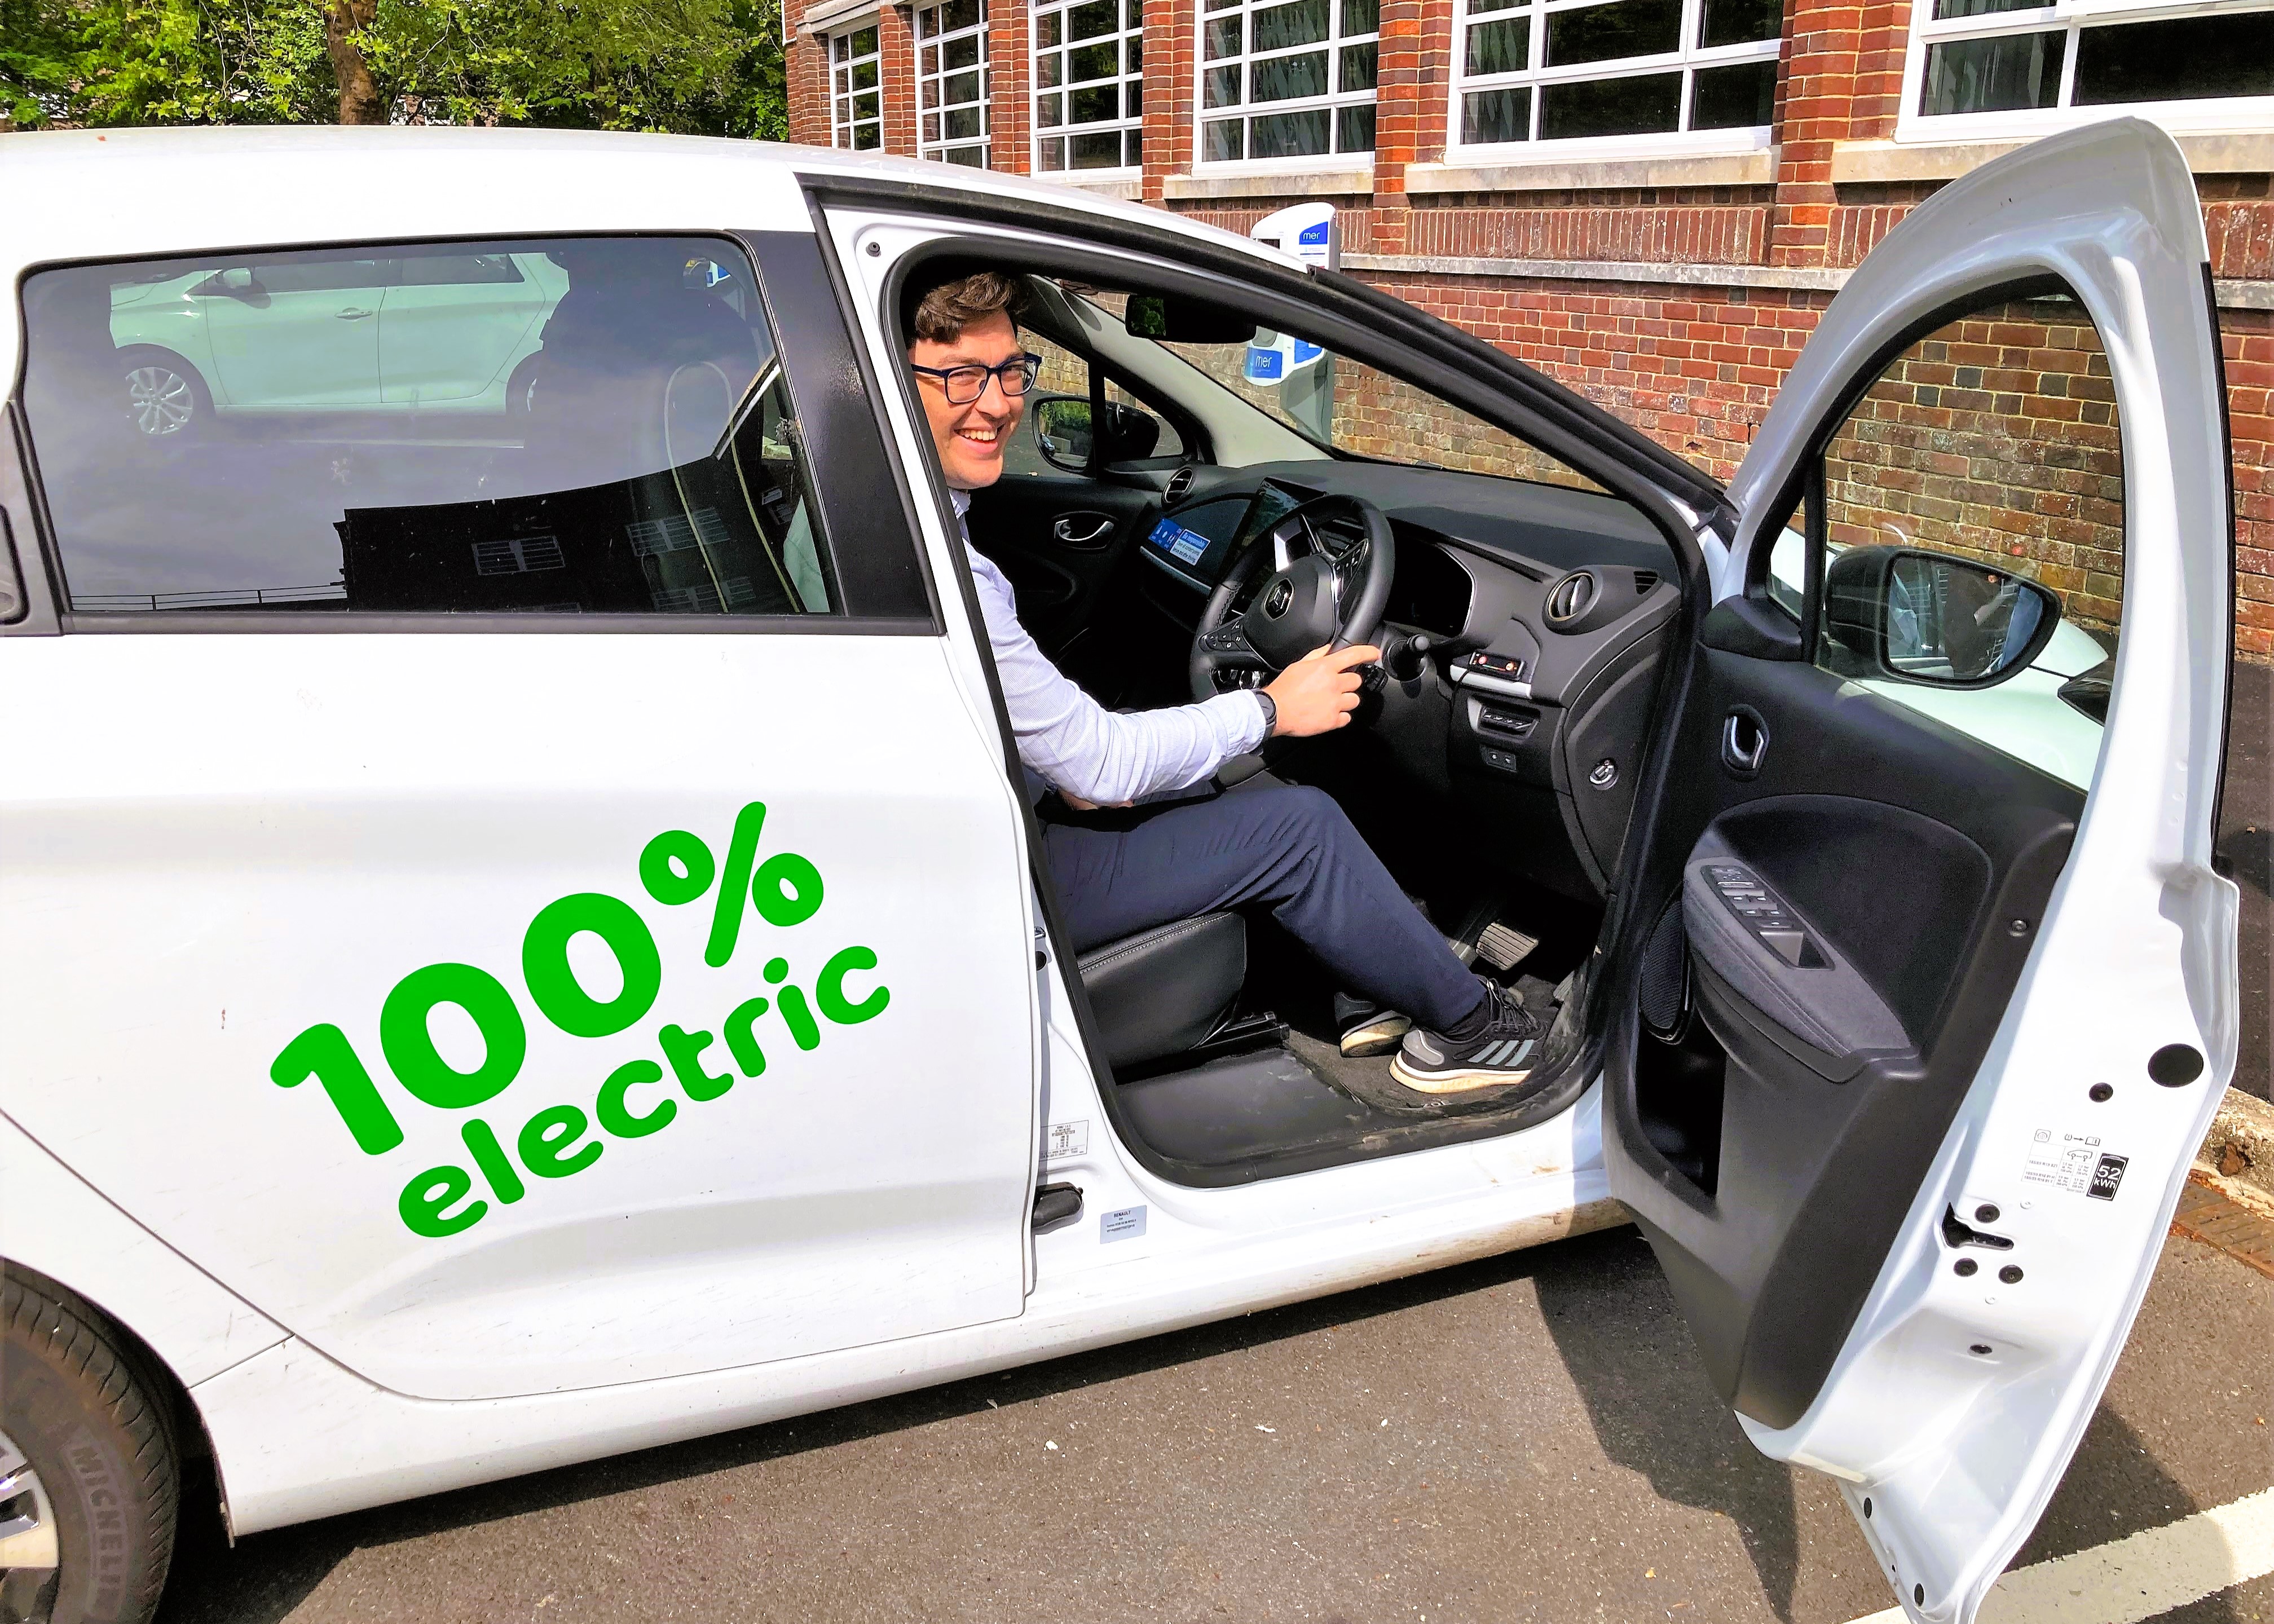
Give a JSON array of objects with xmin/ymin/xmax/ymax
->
[{"xmin": 958, "ymin": 426, "xmax": 1001, "ymax": 448}]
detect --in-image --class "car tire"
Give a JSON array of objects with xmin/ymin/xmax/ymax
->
[
  {"xmin": 1, "ymin": 1268, "xmax": 179, "ymax": 1624},
  {"xmin": 115, "ymin": 347, "xmax": 210, "ymax": 441},
  {"xmin": 506, "ymin": 351, "xmax": 544, "ymax": 429}
]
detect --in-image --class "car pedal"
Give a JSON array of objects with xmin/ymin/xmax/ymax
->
[{"xmin": 1474, "ymin": 922, "xmax": 1540, "ymax": 973}]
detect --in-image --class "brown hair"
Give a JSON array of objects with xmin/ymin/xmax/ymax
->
[{"xmin": 906, "ymin": 270, "xmax": 1028, "ymax": 345}]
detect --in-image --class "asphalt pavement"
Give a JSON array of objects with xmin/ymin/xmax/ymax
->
[{"xmin": 155, "ymin": 1224, "xmax": 2272, "ymax": 1624}]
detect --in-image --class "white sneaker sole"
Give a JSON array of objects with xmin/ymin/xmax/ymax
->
[
  {"xmin": 1340, "ymin": 1015, "xmax": 1413, "ymax": 1057},
  {"xmin": 1389, "ymin": 1054, "xmax": 1536, "ymax": 1094}
]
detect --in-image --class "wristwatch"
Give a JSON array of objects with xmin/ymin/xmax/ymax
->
[{"xmin": 1254, "ymin": 690, "xmax": 1278, "ymax": 737}]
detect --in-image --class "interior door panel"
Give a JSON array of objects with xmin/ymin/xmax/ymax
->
[
  {"xmin": 1625, "ymin": 650, "xmax": 2082, "ymax": 1429},
  {"xmin": 967, "ymin": 473, "xmax": 1157, "ymax": 656}
]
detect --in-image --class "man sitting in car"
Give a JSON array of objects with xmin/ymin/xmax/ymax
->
[{"xmin": 905, "ymin": 267, "xmax": 1542, "ymax": 1093}]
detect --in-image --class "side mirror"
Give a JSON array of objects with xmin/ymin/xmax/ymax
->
[
  {"xmin": 1033, "ymin": 397, "xmax": 1093, "ymax": 469},
  {"xmin": 1033, "ymin": 398, "xmax": 1162, "ymax": 470},
  {"xmin": 1823, "ymin": 545, "xmax": 2060, "ymax": 686},
  {"xmin": 193, "ymin": 267, "xmax": 263, "ymax": 300},
  {"xmin": 1124, "ymin": 293, "xmax": 1258, "ymax": 346}
]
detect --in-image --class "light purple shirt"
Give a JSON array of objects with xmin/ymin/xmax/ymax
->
[{"xmin": 954, "ymin": 489, "xmax": 1269, "ymax": 805}]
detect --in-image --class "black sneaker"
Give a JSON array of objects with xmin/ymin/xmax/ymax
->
[
  {"xmin": 1334, "ymin": 992, "xmax": 1412, "ymax": 1058},
  {"xmin": 1390, "ymin": 981, "xmax": 1545, "ymax": 1093}
]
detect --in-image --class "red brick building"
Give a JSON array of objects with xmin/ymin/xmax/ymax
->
[{"xmin": 786, "ymin": 0, "xmax": 2273, "ymax": 654}]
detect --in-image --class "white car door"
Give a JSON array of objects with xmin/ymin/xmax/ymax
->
[
  {"xmin": 377, "ymin": 248, "xmax": 555, "ymax": 409},
  {"xmin": 2, "ymin": 224, "xmax": 1042, "ymax": 1401},
  {"xmin": 197, "ymin": 253, "xmax": 393, "ymax": 409},
  {"xmin": 1602, "ymin": 119, "xmax": 2238, "ymax": 1622}
]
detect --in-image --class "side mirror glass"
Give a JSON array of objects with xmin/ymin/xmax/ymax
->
[
  {"xmin": 1823, "ymin": 545, "xmax": 2061, "ymax": 686},
  {"xmin": 193, "ymin": 267, "xmax": 264, "ymax": 301},
  {"xmin": 1033, "ymin": 397, "xmax": 1093, "ymax": 470},
  {"xmin": 1124, "ymin": 293, "xmax": 1258, "ymax": 346}
]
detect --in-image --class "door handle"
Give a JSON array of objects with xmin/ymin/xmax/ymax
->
[
  {"xmin": 334, "ymin": 307, "xmax": 374, "ymax": 320},
  {"xmin": 1052, "ymin": 513, "xmax": 1116, "ymax": 548},
  {"xmin": 1721, "ymin": 707, "xmax": 1769, "ymax": 778}
]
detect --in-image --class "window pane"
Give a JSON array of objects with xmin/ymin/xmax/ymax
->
[
  {"xmin": 1205, "ymin": 117, "xmax": 1246, "ymax": 158},
  {"xmin": 1920, "ymin": 30, "xmax": 2064, "ymax": 114},
  {"xmin": 1341, "ymin": 39, "xmax": 1378, "ymax": 89},
  {"xmin": 1471, "ymin": 0, "xmax": 1522, "ymax": 13},
  {"xmin": 1462, "ymin": 83, "xmax": 1532, "ymax": 140},
  {"xmin": 1546, "ymin": 0, "xmax": 1682, "ymax": 64},
  {"xmin": 1251, "ymin": 49, "xmax": 1329, "ymax": 100},
  {"xmin": 1205, "ymin": 63, "xmax": 1242, "ymax": 104},
  {"xmin": 1069, "ymin": 0, "xmax": 1117, "ymax": 35},
  {"xmin": 1698, "ymin": 0, "xmax": 1777, "ymax": 45},
  {"xmin": 1206, "ymin": 0, "xmax": 1239, "ymax": 12},
  {"xmin": 1539, "ymin": 69, "xmax": 1681, "ymax": 135},
  {"xmin": 923, "ymin": 112, "xmax": 942, "ymax": 140},
  {"xmin": 946, "ymin": 69, "xmax": 981, "ymax": 101},
  {"xmin": 1072, "ymin": 129, "xmax": 1126, "ymax": 165},
  {"xmin": 855, "ymin": 123, "xmax": 883, "ymax": 149},
  {"xmin": 1250, "ymin": 105, "xmax": 1333, "ymax": 155},
  {"xmin": 1206, "ymin": 15, "xmax": 1243, "ymax": 56},
  {"xmin": 1127, "ymin": 73, "xmax": 1144, "ymax": 111},
  {"xmin": 1126, "ymin": 0, "xmax": 1143, "ymax": 23},
  {"xmin": 853, "ymin": 58, "xmax": 879, "ymax": 88},
  {"xmin": 1341, "ymin": 0, "xmax": 1380, "ymax": 33},
  {"xmin": 2073, "ymin": 12, "xmax": 2274, "ymax": 104},
  {"xmin": 1071, "ymin": 82, "xmax": 1120, "ymax": 118},
  {"xmin": 1040, "ymin": 135, "xmax": 1068, "ymax": 167},
  {"xmin": 851, "ymin": 25, "xmax": 878, "ymax": 52},
  {"xmin": 946, "ymin": 145, "xmax": 986, "ymax": 165},
  {"xmin": 1809, "ymin": 295, "xmax": 2120, "ymax": 783},
  {"xmin": 1254, "ymin": 0, "xmax": 1331, "ymax": 50},
  {"xmin": 946, "ymin": 105, "xmax": 983, "ymax": 137},
  {"xmin": 1070, "ymin": 39, "xmax": 1119, "ymax": 78},
  {"xmin": 254, "ymin": 258, "xmax": 395, "ymax": 293},
  {"xmin": 30, "ymin": 238, "xmax": 837, "ymax": 617},
  {"xmin": 1126, "ymin": 127, "xmax": 1144, "ymax": 163},
  {"xmin": 1038, "ymin": 49, "xmax": 1062, "ymax": 85},
  {"xmin": 1038, "ymin": 90, "xmax": 1064, "ymax": 123},
  {"xmin": 945, "ymin": 32, "xmax": 980, "ymax": 67},
  {"xmin": 1037, "ymin": 10, "xmax": 1060, "ymax": 45},
  {"xmin": 1129, "ymin": 32, "xmax": 1144, "ymax": 68},
  {"xmin": 1336, "ymin": 103, "xmax": 1376, "ymax": 150},
  {"xmin": 1932, "ymin": 0, "xmax": 2045, "ymax": 19},
  {"xmin": 855, "ymin": 89, "xmax": 881, "ymax": 119},
  {"xmin": 1690, "ymin": 57, "xmax": 1776, "ymax": 126},
  {"xmin": 944, "ymin": 0, "xmax": 980, "ymax": 29},
  {"xmin": 1466, "ymin": 15, "xmax": 1529, "ymax": 73}
]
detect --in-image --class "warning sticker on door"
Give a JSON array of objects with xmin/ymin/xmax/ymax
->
[
  {"xmin": 1101, "ymin": 1204, "xmax": 1147, "ymax": 1243},
  {"xmin": 2022, "ymin": 1128, "xmax": 2125, "ymax": 1198},
  {"xmin": 1045, "ymin": 1120, "xmax": 1090, "ymax": 1162}
]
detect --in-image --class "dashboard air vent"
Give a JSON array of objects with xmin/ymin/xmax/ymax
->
[
  {"xmin": 1164, "ymin": 465, "xmax": 1197, "ymax": 504},
  {"xmin": 1633, "ymin": 570, "xmax": 1659, "ymax": 594},
  {"xmin": 1545, "ymin": 570, "xmax": 1598, "ymax": 627}
]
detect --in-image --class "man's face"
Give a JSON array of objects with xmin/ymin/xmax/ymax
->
[{"xmin": 910, "ymin": 310, "xmax": 1025, "ymax": 491}]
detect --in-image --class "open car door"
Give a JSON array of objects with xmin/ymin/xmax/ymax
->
[{"xmin": 1605, "ymin": 118, "xmax": 2239, "ymax": 1623}]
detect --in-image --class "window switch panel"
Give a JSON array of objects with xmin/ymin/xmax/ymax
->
[{"xmin": 1703, "ymin": 864, "xmax": 1828, "ymax": 968}]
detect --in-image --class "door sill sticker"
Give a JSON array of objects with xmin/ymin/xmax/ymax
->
[
  {"xmin": 1045, "ymin": 1119, "xmax": 1090, "ymax": 1162},
  {"xmin": 1101, "ymin": 1204, "xmax": 1146, "ymax": 1242},
  {"xmin": 2023, "ymin": 1127, "xmax": 2128, "ymax": 1199}
]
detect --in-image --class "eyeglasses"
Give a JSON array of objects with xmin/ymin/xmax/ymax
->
[{"xmin": 910, "ymin": 353, "xmax": 1043, "ymax": 407}]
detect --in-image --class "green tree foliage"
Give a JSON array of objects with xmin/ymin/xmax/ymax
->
[{"xmin": 1, "ymin": 0, "xmax": 787, "ymax": 134}]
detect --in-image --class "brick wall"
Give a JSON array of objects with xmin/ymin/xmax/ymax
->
[{"xmin": 787, "ymin": 0, "xmax": 2274, "ymax": 659}]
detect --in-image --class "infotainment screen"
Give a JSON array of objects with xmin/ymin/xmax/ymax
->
[{"xmin": 1144, "ymin": 482, "xmax": 1310, "ymax": 585}]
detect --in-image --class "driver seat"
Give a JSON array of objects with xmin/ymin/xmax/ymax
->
[{"xmin": 1076, "ymin": 912, "xmax": 1247, "ymax": 1071}]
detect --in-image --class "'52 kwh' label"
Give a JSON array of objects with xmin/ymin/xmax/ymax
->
[{"xmin": 270, "ymin": 802, "xmax": 889, "ymax": 1238}]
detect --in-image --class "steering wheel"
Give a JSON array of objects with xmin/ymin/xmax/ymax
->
[{"xmin": 1188, "ymin": 492, "xmax": 1398, "ymax": 703}]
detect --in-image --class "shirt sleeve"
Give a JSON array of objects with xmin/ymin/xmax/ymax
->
[{"xmin": 963, "ymin": 544, "xmax": 1268, "ymax": 805}]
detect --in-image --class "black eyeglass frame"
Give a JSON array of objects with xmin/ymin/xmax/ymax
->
[{"xmin": 908, "ymin": 352, "xmax": 1045, "ymax": 406}]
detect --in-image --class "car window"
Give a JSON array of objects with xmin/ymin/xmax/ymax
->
[
  {"xmin": 1078, "ymin": 287, "xmax": 1605, "ymax": 495},
  {"xmin": 999, "ymin": 330, "xmax": 1186, "ymax": 479},
  {"xmin": 20, "ymin": 235, "xmax": 836, "ymax": 618},
  {"xmin": 1770, "ymin": 288, "xmax": 2121, "ymax": 788}
]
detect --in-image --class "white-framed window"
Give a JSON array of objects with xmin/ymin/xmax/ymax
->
[
  {"xmin": 1897, "ymin": 0, "xmax": 2273, "ymax": 138},
  {"xmin": 1198, "ymin": 0, "xmax": 1380, "ymax": 166},
  {"xmin": 917, "ymin": 0, "xmax": 993, "ymax": 166},
  {"xmin": 1447, "ymin": 0, "xmax": 1779, "ymax": 153},
  {"xmin": 1034, "ymin": 0, "xmax": 1146, "ymax": 174},
  {"xmin": 830, "ymin": 22, "xmax": 884, "ymax": 149}
]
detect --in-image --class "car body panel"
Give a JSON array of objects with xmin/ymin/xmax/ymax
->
[{"xmin": 1698, "ymin": 117, "xmax": 2237, "ymax": 1623}]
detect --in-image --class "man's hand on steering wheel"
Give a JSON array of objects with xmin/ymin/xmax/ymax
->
[{"xmin": 1262, "ymin": 643, "xmax": 1381, "ymax": 736}]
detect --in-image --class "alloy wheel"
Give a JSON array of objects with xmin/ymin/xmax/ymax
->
[
  {"xmin": 0, "ymin": 1427, "xmax": 58, "ymax": 1624},
  {"xmin": 125, "ymin": 365, "xmax": 197, "ymax": 436}
]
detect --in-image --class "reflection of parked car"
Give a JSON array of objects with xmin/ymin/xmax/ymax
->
[{"xmin": 108, "ymin": 248, "xmax": 568, "ymax": 435}]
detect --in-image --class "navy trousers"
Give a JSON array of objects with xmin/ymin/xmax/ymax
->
[{"xmin": 1040, "ymin": 783, "xmax": 1486, "ymax": 1034}]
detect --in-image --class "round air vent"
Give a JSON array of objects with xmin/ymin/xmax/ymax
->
[
  {"xmin": 1545, "ymin": 570, "xmax": 1598, "ymax": 628},
  {"xmin": 1164, "ymin": 465, "xmax": 1197, "ymax": 504}
]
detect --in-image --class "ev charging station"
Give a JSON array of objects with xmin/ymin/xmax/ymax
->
[{"xmin": 1247, "ymin": 202, "xmax": 1338, "ymax": 444}]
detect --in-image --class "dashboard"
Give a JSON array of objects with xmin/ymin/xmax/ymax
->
[{"xmin": 1138, "ymin": 460, "xmax": 1685, "ymax": 898}]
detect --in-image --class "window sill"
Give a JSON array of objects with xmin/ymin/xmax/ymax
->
[
  {"xmin": 1404, "ymin": 145, "xmax": 1778, "ymax": 193},
  {"xmin": 1036, "ymin": 171, "xmax": 1143, "ymax": 201},
  {"xmin": 1162, "ymin": 164, "xmax": 1376, "ymax": 200},
  {"xmin": 1834, "ymin": 129, "xmax": 2274, "ymax": 183},
  {"xmin": 798, "ymin": 0, "xmax": 876, "ymax": 34}
]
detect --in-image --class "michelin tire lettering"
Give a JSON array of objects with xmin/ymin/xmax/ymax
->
[{"xmin": 268, "ymin": 802, "xmax": 891, "ymax": 1238}]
